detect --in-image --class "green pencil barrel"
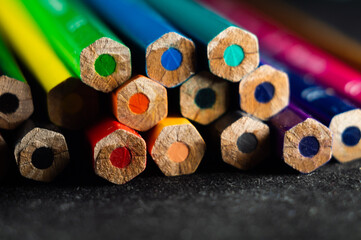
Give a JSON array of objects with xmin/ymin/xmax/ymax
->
[
  {"xmin": 0, "ymin": 36, "xmax": 25, "ymax": 82},
  {"xmin": 20, "ymin": 0, "xmax": 131, "ymax": 93},
  {"xmin": 145, "ymin": 0, "xmax": 259, "ymax": 82},
  {"xmin": 0, "ymin": 35, "xmax": 34, "ymax": 129}
]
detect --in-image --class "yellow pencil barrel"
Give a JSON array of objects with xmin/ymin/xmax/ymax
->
[{"xmin": 0, "ymin": 0, "xmax": 74, "ymax": 92}]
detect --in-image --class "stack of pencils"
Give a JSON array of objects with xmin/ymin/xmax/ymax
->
[{"xmin": 0, "ymin": 0, "xmax": 359, "ymax": 185}]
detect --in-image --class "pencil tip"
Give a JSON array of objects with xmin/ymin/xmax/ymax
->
[
  {"xmin": 94, "ymin": 54, "xmax": 116, "ymax": 77},
  {"xmin": 161, "ymin": 47, "xmax": 183, "ymax": 71},
  {"xmin": 223, "ymin": 44, "xmax": 244, "ymax": 67}
]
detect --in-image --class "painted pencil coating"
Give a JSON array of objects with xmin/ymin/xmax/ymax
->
[
  {"xmin": 146, "ymin": 0, "xmax": 259, "ymax": 82},
  {"xmin": 146, "ymin": 117, "xmax": 206, "ymax": 176},
  {"xmin": 0, "ymin": 35, "xmax": 34, "ymax": 129},
  {"xmin": 146, "ymin": 0, "xmax": 236, "ymax": 42},
  {"xmin": 248, "ymin": 0, "xmax": 361, "ymax": 72},
  {"xmin": 199, "ymin": 0, "xmax": 361, "ymax": 106},
  {"xmin": 86, "ymin": 118, "xmax": 146, "ymax": 185},
  {"xmin": 87, "ymin": 0, "xmax": 196, "ymax": 87},
  {"xmin": 21, "ymin": 0, "xmax": 131, "ymax": 92},
  {"xmin": 261, "ymin": 56, "xmax": 361, "ymax": 163},
  {"xmin": 0, "ymin": 0, "xmax": 99, "ymax": 129},
  {"xmin": 86, "ymin": 118, "xmax": 140, "ymax": 153},
  {"xmin": 269, "ymin": 104, "xmax": 333, "ymax": 173},
  {"xmin": 87, "ymin": 0, "xmax": 177, "ymax": 49},
  {"xmin": 261, "ymin": 56, "xmax": 355, "ymax": 125},
  {"xmin": 0, "ymin": 37, "xmax": 25, "ymax": 83},
  {"xmin": 147, "ymin": 117, "xmax": 191, "ymax": 154},
  {"xmin": 0, "ymin": 0, "xmax": 72, "ymax": 93}
]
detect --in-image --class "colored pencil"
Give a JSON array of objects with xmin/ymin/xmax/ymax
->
[
  {"xmin": 86, "ymin": 117, "xmax": 147, "ymax": 184},
  {"xmin": 11, "ymin": 120, "xmax": 70, "ymax": 182},
  {"xmin": 0, "ymin": 0, "xmax": 99, "ymax": 129},
  {"xmin": 211, "ymin": 111, "xmax": 270, "ymax": 170},
  {"xmin": 145, "ymin": 0, "xmax": 259, "ymax": 82},
  {"xmin": 111, "ymin": 75, "xmax": 168, "ymax": 132},
  {"xmin": 86, "ymin": 0, "xmax": 196, "ymax": 88},
  {"xmin": 180, "ymin": 71, "xmax": 229, "ymax": 125},
  {"xmin": 246, "ymin": 0, "xmax": 361, "ymax": 71},
  {"xmin": 146, "ymin": 117, "xmax": 206, "ymax": 176},
  {"xmin": 20, "ymin": 0, "xmax": 131, "ymax": 93},
  {"xmin": 199, "ymin": 0, "xmax": 361, "ymax": 106},
  {"xmin": 0, "ymin": 36, "xmax": 34, "ymax": 129},
  {"xmin": 262, "ymin": 55, "xmax": 361, "ymax": 163},
  {"xmin": 239, "ymin": 64, "xmax": 289, "ymax": 120},
  {"xmin": 268, "ymin": 104, "xmax": 333, "ymax": 174}
]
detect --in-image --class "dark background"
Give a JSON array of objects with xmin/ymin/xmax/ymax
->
[
  {"xmin": 282, "ymin": 0, "xmax": 361, "ymax": 43},
  {"xmin": 1, "ymin": 1, "xmax": 360, "ymax": 239}
]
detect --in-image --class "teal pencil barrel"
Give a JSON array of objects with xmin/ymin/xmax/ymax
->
[
  {"xmin": 145, "ymin": 0, "xmax": 259, "ymax": 82},
  {"xmin": 86, "ymin": 0, "xmax": 196, "ymax": 88},
  {"xmin": 0, "ymin": 36, "xmax": 34, "ymax": 129}
]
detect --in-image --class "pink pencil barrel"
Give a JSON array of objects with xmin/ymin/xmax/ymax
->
[{"xmin": 198, "ymin": 0, "xmax": 361, "ymax": 106}]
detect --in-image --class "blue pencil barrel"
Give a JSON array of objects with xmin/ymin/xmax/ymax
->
[
  {"xmin": 86, "ymin": 0, "xmax": 175, "ymax": 48},
  {"xmin": 261, "ymin": 55, "xmax": 361, "ymax": 163},
  {"xmin": 85, "ymin": 0, "xmax": 196, "ymax": 88},
  {"xmin": 261, "ymin": 56, "xmax": 356, "ymax": 126}
]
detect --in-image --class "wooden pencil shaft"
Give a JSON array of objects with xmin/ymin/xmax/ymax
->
[
  {"xmin": 10, "ymin": 119, "xmax": 70, "ymax": 182},
  {"xmin": 0, "ymin": 0, "xmax": 99, "ymax": 129},
  {"xmin": 270, "ymin": 105, "xmax": 308, "ymax": 155},
  {"xmin": 0, "ymin": 74, "xmax": 34, "ymax": 129},
  {"xmin": 261, "ymin": 57, "xmax": 361, "ymax": 162},
  {"xmin": 199, "ymin": 0, "xmax": 361, "ymax": 106},
  {"xmin": 7, "ymin": 119, "xmax": 61, "ymax": 147},
  {"xmin": 180, "ymin": 71, "xmax": 229, "ymax": 125},
  {"xmin": 268, "ymin": 104, "xmax": 333, "ymax": 173},
  {"xmin": 212, "ymin": 111, "xmax": 246, "ymax": 136},
  {"xmin": 145, "ymin": 0, "xmax": 259, "ymax": 82},
  {"xmin": 21, "ymin": 0, "xmax": 120, "ymax": 73},
  {"xmin": 0, "ymin": 36, "xmax": 34, "ymax": 129},
  {"xmin": 111, "ymin": 75, "xmax": 167, "ymax": 132},
  {"xmin": 212, "ymin": 110, "xmax": 270, "ymax": 170},
  {"xmin": 87, "ymin": 0, "xmax": 196, "ymax": 87},
  {"xmin": 263, "ymin": 58, "xmax": 361, "ymax": 163},
  {"xmin": 269, "ymin": 104, "xmax": 309, "ymax": 136},
  {"xmin": 86, "ymin": 117, "xmax": 146, "ymax": 184},
  {"xmin": 239, "ymin": 64, "xmax": 289, "ymax": 120},
  {"xmin": 21, "ymin": 0, "xmax": 131, "ymax": 92},
  {"xmin": 46, "ymin": 77, "xmax": 99, "ymax": 130},
  {"xmin": 146, "ymin": 117, "xmax": 206, "ymax": 176},
  {"xmin": 260, "ymin": 57, "xmax": 355, "ymax": 126},
  {"xmin": 86, "ymin": 118, "xmax": 140, "ymax": 155}
]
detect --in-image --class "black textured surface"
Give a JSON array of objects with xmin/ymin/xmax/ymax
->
[{"xmin": 0, "ymin": 154, "xmax": 360, "ymax": 240}]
